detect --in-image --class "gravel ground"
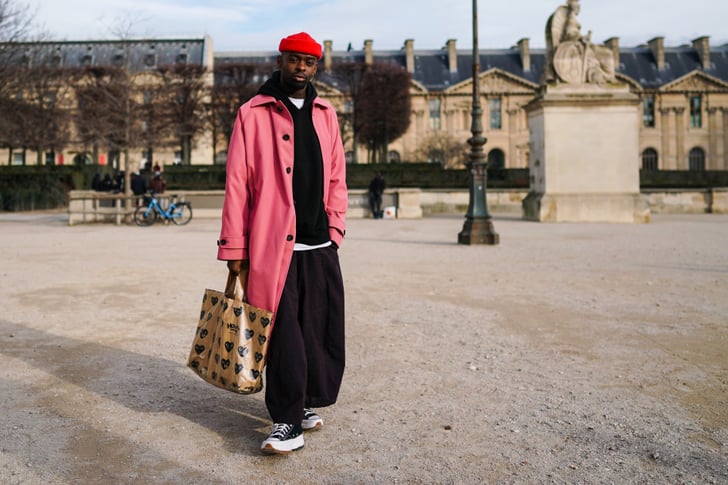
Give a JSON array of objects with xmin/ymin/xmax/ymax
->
[{"xmin": 0, "ymin": 211, "xmax": 726, "ymax": 484}]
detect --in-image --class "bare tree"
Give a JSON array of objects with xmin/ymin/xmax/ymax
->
[
  {"xmin": 157, "ymin": 63, "xmax": 210, "ymax": 165},
  {"xmin": 356, "ymin": 63, "xmax": 411, "ymax": 163},
  {"xmin": 74, "ymin": 65, "xmax": 143, "ymax": 194},
  {"xmin": 0, "ymin": 0, "xmax": 34, "ymax": 127},
  {"xmin": 137, "ymin": 82, "xmax": 173, "ymax": 168},
  {"xmin": 329, "ymin": 61, "xmax": 367, "ymax": 163},
  {"xmin": 0, "ymin": 0, "xmax": 32, "ymax": 42},
  {"xmin": 20, "ymin": 62, "xmax": 74, "ymax": 164},
  {"xmin": 210, "ymin": 62, "xmax": 272, "ymax": 158},
  {"xmin": 411, "ymin": 132, "xmax": 469, "ymax": 168},
  {"xmin": 0, "ymin": 42, "xmax": 73, "ymax": 165}
]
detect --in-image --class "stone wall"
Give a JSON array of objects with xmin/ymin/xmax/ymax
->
[{"xmin": 67, "ymin": 188, "xmax": 728, "ymax": 225}]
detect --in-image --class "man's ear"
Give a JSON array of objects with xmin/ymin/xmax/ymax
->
[{"xmin": 276, "ymin": 54, "xmax": 283, "ymax": 68}]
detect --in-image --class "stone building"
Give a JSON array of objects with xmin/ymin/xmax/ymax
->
[
  {"xmin": 0, "ymin": 36, "xmax": 214, "ymax": 169},
  {"xmin": 1, "ymin": 34, "xmax": 727, "ymax": 173},
  {"xmin": 283, "ymin": 36, "xmax": 727, "ymax": 172}
]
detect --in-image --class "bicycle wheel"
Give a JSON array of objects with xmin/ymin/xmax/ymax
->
[
  {"xmin": 134, "ymin": 205, "xmax": 157, "ymax": 226},
  {"xmin": 171, "ymin": 203, "xmax": 193, "ymax": 225}
]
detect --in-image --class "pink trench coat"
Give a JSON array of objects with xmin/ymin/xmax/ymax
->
[{"xmin": 217, "ymin": 93, "xmax": 348, "ymax": 323}]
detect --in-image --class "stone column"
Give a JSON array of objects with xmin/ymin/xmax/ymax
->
[
  {"xmin": 507, "ymin": 108, "xmax": 519, "ymax": 168},
  {"xmin": 723, "ymin": 108, "xmax": 728, "ymax": 169},
  {"xmin": 444, "ymin": 108, "xmax": 456, "ymax": 131},
  {"xmin": 708, "ymin": 107, "xmax": 720, "ymax": 169},
  {"xmin": 660, "ymin": 108, "xmax": 674, "ymax": 169},
  {"xmin": 674, "ymin": 107, "xmax": 686, "ymax": 169},
  {"xmin": 414, "ymin": 110, "xmax": 425, "ymax": 146}
]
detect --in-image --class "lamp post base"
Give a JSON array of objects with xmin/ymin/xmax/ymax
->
[{"xmin": 458, "ymin": 217, "xmax": 500, "ymax": 245}]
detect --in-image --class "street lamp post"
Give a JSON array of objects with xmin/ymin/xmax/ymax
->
[{"xmin": 458, "ymin": 0, "xmax": 499, "ymax": 245}]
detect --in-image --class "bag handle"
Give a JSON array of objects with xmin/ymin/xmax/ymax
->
[{"xmin": 224, "ymin": 265, "xmax": 249, "ymax": 300}]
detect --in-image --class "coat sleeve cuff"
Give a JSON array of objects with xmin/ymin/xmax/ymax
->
[
  {"xmin": 329, "ymin": 226, "xmax": 345, "ymax": 247},
  {"xmin": 217, "ymin": 236, "xmax": 248, "ymax": 260}
]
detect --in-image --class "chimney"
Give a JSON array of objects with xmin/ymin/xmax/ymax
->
[
  {"xmin": 692, "ymin": 36, "xmax": 711, "ymax": 69},
  {"xmin": 648, "ymin": 36, "xmax": 665, "ymax": 70},
  {"xmin": 446, "ymin": 38, "xmax": 457, "ymax": 73},
  {"xmin": 517, "ymin": 38, "xmax": 531, "ymax": 72},
  {"xmin": 604, "ymin": 37, "xmax": 620, "ymax": 67},
  {"xmin": 323, "ymin": 40, "xmax": 333, "ymax": 72},
  {"xmin": 364, "ymin": 39, "xmax": 373, "ymax": 65},
  {"xmin": 404, "ymin": 38, "xmax": 415, "ymax": 74}
]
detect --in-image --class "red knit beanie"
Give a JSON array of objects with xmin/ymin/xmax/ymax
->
[{"xmin": 278, "ymin": 32, "xmax": 322, "ymax": 59}]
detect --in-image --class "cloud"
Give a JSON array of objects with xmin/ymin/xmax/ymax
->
[{"xmin": 29, "ymin": 0, "xmax": 728, "ymax": 50}]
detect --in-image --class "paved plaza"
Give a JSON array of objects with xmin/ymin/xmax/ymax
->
[{"xmin": 1, "ymin": 211, "xmax": 726, "ymax": 483}]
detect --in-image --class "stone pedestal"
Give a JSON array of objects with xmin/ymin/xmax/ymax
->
[{"xmin": 523, "ymin": 84, "xmax": 650, "ymax": 223}]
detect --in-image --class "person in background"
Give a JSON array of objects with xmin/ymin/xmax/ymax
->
[
  {"xmin": 217, "ymin": 31, "xmax": 347, "ymax": 455},
  {"xmin": 149, "ymin": 170, "xmax": 166, "ymax": 194},
  {"xmin": 368, "ymin": 171, "xmax": 386, "ymax": 219},
  {"xmin": 130, "ymin": 171, "xmax": 148, "ymax": 196}
]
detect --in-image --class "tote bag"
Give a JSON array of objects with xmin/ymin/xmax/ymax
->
[{"xmin": 187, "ymin": 270, "xmax": 273, "ymax": 394}]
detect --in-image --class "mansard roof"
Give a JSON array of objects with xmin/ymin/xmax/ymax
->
[
  {"xmin": 619, "ymin": 44, "xmax": 728, "ymax": 90},
  {"xmin": 4, "ymin": 36, "xmax": 726, "ymax": 93},
  {"xmin": 0, "ymin": 38, "xmax": 209, "ymax": 72},
  {"xmin": 215, "ymin": 40, "xmax": 728, "ymax": 94}
]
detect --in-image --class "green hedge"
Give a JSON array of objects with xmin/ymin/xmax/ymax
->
[
  {"xmin": 163, "ymin": 163, "xmax": 530, "ymax": 190},
  {"xmin": 640, "ymin": 169, "xmax": 728, "ymax": 189},
  {"xmin": 3, "ymin": 164, "xmax": 728, "ymax": 212},
  {"xmin": 0, "ymin": 165, "xmax": 99, "ymax": 211}
]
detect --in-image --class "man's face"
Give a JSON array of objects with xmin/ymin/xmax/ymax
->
[{"xmin": 278, "ymin": 51, "xmax": 318, "ymax": 96}]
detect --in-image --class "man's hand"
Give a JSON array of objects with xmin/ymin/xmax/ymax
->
[
  {"xmin": 225, "ymin": 260, "xmax": 250, "ymax": 300},
  {"xmin": 226, "ymin": 260, "xmax": 249, "ymax": 275}
]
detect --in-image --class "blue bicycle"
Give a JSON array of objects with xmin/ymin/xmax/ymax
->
[{"xmin": 133, "ymin": 192, "xmax": 193, "ymax": 226}]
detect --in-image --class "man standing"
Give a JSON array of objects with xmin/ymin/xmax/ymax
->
[
  {"xmin": 368, "ymin": 171, "xmax": 386, "ymax": 219},
  {"xmin": 216, "ymin": 32, "xmax": 348, "ymax": 454}
]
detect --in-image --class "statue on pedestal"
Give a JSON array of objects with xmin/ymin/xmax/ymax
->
[{"xmin": 544, "ymin": 0, "xmax": 616, "ymax": 84}]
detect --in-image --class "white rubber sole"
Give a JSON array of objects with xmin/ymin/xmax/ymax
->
[
  {"xmin": 261, "ymin": 434, "xmax": 304, "ymax": 454},
  {"xmin": 302, "ymin": 418, "xmax": 323, "ymax": 431}
]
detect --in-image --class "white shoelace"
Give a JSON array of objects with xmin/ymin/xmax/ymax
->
[{"xmin": 269, "ymin": 423, "xmax": 294, "ymax": 440}]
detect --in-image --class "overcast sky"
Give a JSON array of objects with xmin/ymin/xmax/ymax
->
[{"xmin": 28, "ymin": 0, "xmax": 728, "ymax": 52}]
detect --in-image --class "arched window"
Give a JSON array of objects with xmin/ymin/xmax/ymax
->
[
  {"xmin": 488, "ymin": 149, "xmax": 505, "ymax": 169},
  {"xmin": 689, "ymin": 147, "xmax": 706, "ymax": 171},
  {"xmin": 641, "ymin": 148, "xmax": 659, "ymax": 170},
  {"xmin": 388, "ymin": 150, "xmax": 401, "ymax": 163},
  {"xmin": 215, "ymin": 151, "xmax": 227, "ymax": 164}
]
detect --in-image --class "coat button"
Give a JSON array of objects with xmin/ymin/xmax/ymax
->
[
  {"xmin": 217, "ymin": 239, "xmax": 227, "ymax": 246},
  {"xmin": 286, "ymin": 167, "xmax": 291, "ymax": 174},
  {"xmin": 282, "ymin": 134, "xmax": 290, "ymax": 141},
  {"xmin": 277, "ymin": 106, "xmax": 283, "ymax": 112},
  {"xmin": 286, "ymin": 235, "xmax": 293, "ymax": 241}
]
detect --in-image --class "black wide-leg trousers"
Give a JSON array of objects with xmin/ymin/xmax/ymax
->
[{"xmin": 265, "ymin": 245, "xmax": 345, "ymax": 425}]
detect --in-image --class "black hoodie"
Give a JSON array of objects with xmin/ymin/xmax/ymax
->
[{"xmin": 258, "ymin": 71, "xmax": 330, "ymax": 246}]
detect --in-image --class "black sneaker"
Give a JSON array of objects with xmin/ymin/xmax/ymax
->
[
  {"xmin": 302, "ymin": 408, "xmax": 323, "ymax": 431},
  {"xmin": 261, "ymin": 423, "xmax": 304, "ymax": 454}
]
